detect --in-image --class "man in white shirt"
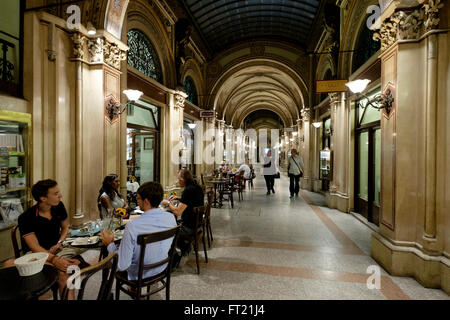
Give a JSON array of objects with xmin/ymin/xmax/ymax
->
[
  {"xmin": 101, "ymin": 181, "xmax": 176, "ymax": 280},
  {"xmin": 237, "ymin": 163, "xmax": 251, "ymax": 179}
]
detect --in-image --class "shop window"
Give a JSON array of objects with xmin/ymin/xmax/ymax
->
[
  {"xmin": 127, "ymin": 29, "xmax": 163, "ymax": 83},
  {"xmin": 126, "ymin": 100, "xmax": 160, "ymax": 185}
]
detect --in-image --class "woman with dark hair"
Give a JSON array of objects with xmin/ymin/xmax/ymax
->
[
  {"xmin": 98, "ymin": 174, "xmax": 129, "ymax": 219},
  {"xmin": 262, "ymin": 149, "xmax": 279, "ymax": 195}
]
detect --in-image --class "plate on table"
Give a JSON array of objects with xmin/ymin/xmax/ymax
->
[
  {"xmin": 70, "ymin": 226, "xmax": 101, "ymax": 237},
  {"xmin": 71, "ymin": 236, "xmax": 100, "ymax": 246}
]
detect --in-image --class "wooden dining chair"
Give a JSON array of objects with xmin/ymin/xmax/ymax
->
[
  {"xmin": 205, "ymin": 191, "xmax": 214, "ymax": 248},
  {"xmin": 182, "ymin": 206, "xmax": 208, "ymax": 274},
  {"xmin": 61, "ymin": 252, "xmax": 118, "ymax": 300},
  {"xmin": 218, "ymin": 175, "xmax": 234, "ymax": 208},
  {"xmin": 11, "ymin": 225, "xmax": 24, "ymax": 259},
  {"xmin": 115, "ymin": 225, "xmax": 181, "ymax": 300},
  {"xmin": 234, "ymin": 172, "xmax": 244, "ymax": 201}
]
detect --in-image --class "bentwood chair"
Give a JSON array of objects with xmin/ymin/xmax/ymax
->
[
  {"xmin": 61, "ymin": 253, "xmax": 118, "ymax": 300},
  {"xmin": 205, "ymin": 191, "xmax": 214, "ymax": 248},
  {"xmin": 234, "ymin": 172, "xmax": 245, "ymax": 201},
  {"xmin": 115, "ymin": 225, "xmax": 181, "ymax": 300},
  {"xmin": 218, "ymin": 175, "xmax": 234, "ymax": 208},
  {"xmin": 11, "ymin": 225, "xmax": 24, "ymax": 259},
  {"xmin": 182, "ymin": 206, "xmax": 208, "ymax": 274},
  {"xmin": 11, "ymin": 225, "xmax": 59, "ymax": 300}
]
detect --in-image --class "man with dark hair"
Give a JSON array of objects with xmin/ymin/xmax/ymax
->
[
  {"xmin": 161, "ymin": 169, "xmax": 204, "ymax": 267},
  {"xmin": 6, "ymin": 179, "xmax": 83, "ymax": 298},
  {"xmin": 101, "ymin": 181, "xmax": 177, "ymax": 280}
]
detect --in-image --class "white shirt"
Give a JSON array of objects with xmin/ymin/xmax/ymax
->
[
  {"xmin": 127, "ymin": 181, "xmax": 140, "ymax": 193},
  {"xmin": 237, "ymin": 164, "xmax": 251, "ymax": 179}
]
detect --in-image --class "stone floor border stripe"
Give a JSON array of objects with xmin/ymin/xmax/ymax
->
[
  {"xmin": 214, "ymin": 238, "xmax": 365, "ymax": 256},
  {"xmin": 300, "ymin": 191, "xmax": 366, "ymax": 255},
  {"xmin": 187, "ymin": 259, "xmax": 411, "ymax": 300}
]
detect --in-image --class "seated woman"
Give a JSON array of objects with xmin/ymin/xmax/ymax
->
[{"xmin": 98, "ymin": 174, "xmax": 129, "ymax": 219}]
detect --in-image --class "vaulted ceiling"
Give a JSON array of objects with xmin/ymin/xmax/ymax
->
[{"xmin": 182, "ymin": 0, "xmax": 322, "ymax": 54}]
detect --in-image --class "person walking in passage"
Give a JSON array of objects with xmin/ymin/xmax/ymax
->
[
  {"xmin": 262, "ymin": 150, "xmax": 278, "ymax": 195},
  {"xmin": 288, "ymin": 149, "xmax": 304, "ymax": 198}
]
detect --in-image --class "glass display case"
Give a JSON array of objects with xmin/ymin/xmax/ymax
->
[
  {"xmin": 320, "ymin": 147, "xmax": 332, "ymax": 191},
  {"xmin": 0, "ymin": 110, "xmax": 31, "ymax": 228}
]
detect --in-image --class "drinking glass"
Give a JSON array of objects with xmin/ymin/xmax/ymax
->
[{"xmin": 87, "ymin": 222, "xmax": 95, "ymax": 243}]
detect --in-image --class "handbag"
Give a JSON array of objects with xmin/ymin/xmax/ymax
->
[
  {"xmin": 274, "ymin": 172, "xmax": 280, "ymax": 179},
  {"xmin": 291, "ymin": 157, "xmax": 302, "ymax": 175}
]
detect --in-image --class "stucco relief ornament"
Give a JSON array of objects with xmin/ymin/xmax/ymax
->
[
  {"xmin": 103, "ymin": 42, "xmax": 127, "ymax": 69},
  {"xmin": 373, "ymin": 13, "xmax": 402, "ymax": 51},
  {"xmin": 72, "ymin": 33, "xmax": 86, "ymax": 59},
  {"xmin": 424, "ymin": 0, "xmax": 444, "ymax": 31},
  {"xmin": 301, "ymin": 108, "xmax": 311, "ymax": 122},
  {"xmin": 88, "ymin": 38, "xmax": 104, "ymax": 63},
  {"xmin": 397, "ymin": 10, "xmax": 425, "ymax": 40},
  {"xmin": 174, "ymin": 91, "xmax": 187, "ymax": 109}
]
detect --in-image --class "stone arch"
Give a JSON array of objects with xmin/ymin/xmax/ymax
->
[
  {"xmin": 338, "ymin": 0, "xmax": 378, "ymax": 78},
  {"xmin": 237, "ymin": 106, "xmax": 289, "ymax": 129},
  {"xmin": 207, "ymin": 59, "xmax": 308, "ymax": 128},
  {"xmin": 123, "ymin": 0, "xmax": 176, "ymax": 88}
]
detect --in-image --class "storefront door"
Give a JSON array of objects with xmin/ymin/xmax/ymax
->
[
  {"xmin": 355, "ymin": 126, "xmax": 380, "ymax": 225},
  {"xmin": 354, "ymin": 92, "xmax": 381, "ymax": 226}
]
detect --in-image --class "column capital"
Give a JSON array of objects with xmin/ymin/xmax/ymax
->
[
  {"xmin": 374, "ymin": 0, "xmax": 445, "ymax": 52},
  {"xmin": 174, "ymin": 90, "xmax": 188, "ymax": 109},
  {"xmin": 301, "ymin": 108, "xmax": 312, "ymax": 122}
]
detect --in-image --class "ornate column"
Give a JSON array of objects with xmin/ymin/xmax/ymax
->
[
  {"xmin": 215, "ymin": 119, "xmax": 226, "ymax": 166},
  {"xmin": 371, "ymin": 0, "xmax": 449, "ymax": 294},
  {"xmin": 300, "ymin": 107, "xmax": 312, "ymax": 190},
  {"xmin": 69, "ymin": 32, "xmax": 128, "ymax": 224},
  {"xmin": 328, "ymin": 92, "xmax": 340, "ymax": 194}
]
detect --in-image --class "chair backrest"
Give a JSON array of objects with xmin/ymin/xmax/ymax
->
[
  {"xmin": 193, "ymin": 206, "xmax": 207, "ymax": 232},
  {"xmin": 135, "ymin": 225, "xmax": 181, "ymax": 286},
  {"xmin": 62, "ymin": 252, "xmax": 118, "ymax": 300},
  {"xmin": 11, "ymin": 225, "xmax": 23, "ymax": 258},
  {"xmin": 205, "ymin": 191, "xmax": 214, "ymax": 220},
  {"xmin": 201, "ymin": 173, "xmax": 205, "ymax": 185}
]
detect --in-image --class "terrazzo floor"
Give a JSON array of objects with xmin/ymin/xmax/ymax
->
[{"xmin": 57, "ymin": 174, "xmax": 449, "ymax": 300}]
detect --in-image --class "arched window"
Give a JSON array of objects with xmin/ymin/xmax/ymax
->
[
  {"xmin": 352, "ymin": 26, "xmax": 381, "ymax": 73},
  {"xmin": 184, "ymin": 76, "xmax": 198, "ymax": 106},
  {"xmin": 127, "ymin": 29, "xmax": 163, "ymax": 83}
]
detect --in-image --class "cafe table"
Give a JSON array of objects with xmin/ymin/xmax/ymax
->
[
  {"xmin": 0, "ymin": 264, "xmax": 58, "ymax": 300},
  {"xmin": 207, "ymin": 178, "xmax": 227, "ymax": 208}
]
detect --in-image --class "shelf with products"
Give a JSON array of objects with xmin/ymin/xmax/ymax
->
[{"xmin": 0, "ymin": 111, "xmax": 31, "ymax": 230}]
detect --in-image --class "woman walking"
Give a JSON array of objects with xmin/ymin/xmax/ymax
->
[
  {"xmin": 288, "ymin": 149, "xmax": 304, "ymax": 198},
  {"xmin": 263, "ymin": 150, "xmax": 278, "ymax": 195}
]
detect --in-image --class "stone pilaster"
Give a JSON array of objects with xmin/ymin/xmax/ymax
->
[{"xmin": 371, "ymin": 0, "xmax": 449, "ymax": 294}]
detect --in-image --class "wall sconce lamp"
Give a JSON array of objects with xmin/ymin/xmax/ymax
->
[
  {"xmin": 188, "ymin": 123, "xmax": 197, "ymax": 129},
  {"xmin": 346, "ymin": 79, "xmax": 395, "ymax": 115},
  {"xmin": 106, "ymin": 89, "xmax": 143, "ymax": 121},
  {"xmin": 86, "ymin": 22, "xmax": 96, "ymax": 35},
  {"xmin": 312, "ymin": 122, "xmax": 322, "ymax": 128}
]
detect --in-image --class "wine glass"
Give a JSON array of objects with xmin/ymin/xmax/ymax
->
[{"xmin": 87, "ymin": 222, "xmax": 95, "ymax": 243}]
